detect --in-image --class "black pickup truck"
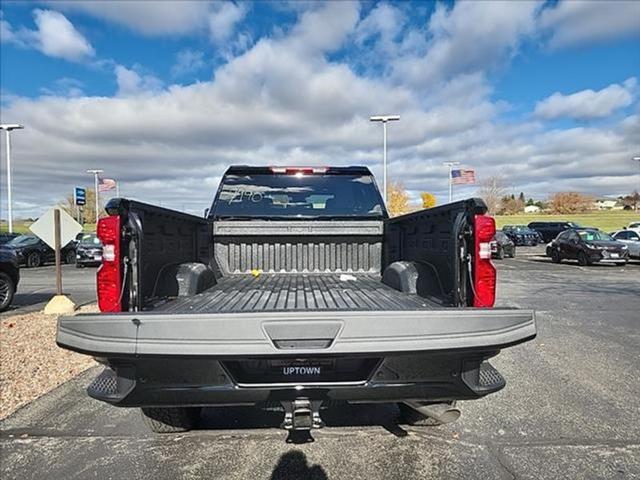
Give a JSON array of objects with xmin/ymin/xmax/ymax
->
[{"xmin": 57, "ymin": 166, "xmax": 536, "ymax": 433}]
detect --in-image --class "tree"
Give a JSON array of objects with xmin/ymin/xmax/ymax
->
[
  {"xmin": 58, "ymin": 188, "xmax": 102, "ymax": 225},
  {"xmin": 476, "ymin": 176, "xmax": 506, "ymax": 215},
  {"xmin": 621, "ymin": 190, "xmax": 640, "ymax": 212},
  {"xmin": 548, "ymin": 192, "xmax": 594, "ymax": 214},
  {"xmin": 387, "ymin": 181, "xmax": 411, "ymax": 217},
  {"xmin": 420, "ymin": 192, "xmax": 437, "ymax": 209}
]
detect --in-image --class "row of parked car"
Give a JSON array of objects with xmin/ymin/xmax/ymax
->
[
  {"xmin": 490, "ymin": 220, "xmax": 640, "ymax": 266},
  {"xmin": 0, "ymin": 232, "xmax": 104, "ymax": 268},
  {"xmin": 0, "ymin": 232, "xmax": 104, "ymax": 312}
]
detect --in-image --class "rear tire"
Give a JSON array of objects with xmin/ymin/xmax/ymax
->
[
  {"xmin": 551, "ymin": 250, "xmax": 561, "ymax": 263},
  {"xmin": 141, "ymin": 407, "xmax": 200, "ymax": 433},
  {"xmin": 496, "ymin": 247, "xmax": 504, "ymax": 260},
  {"xmin": 397, "ymin": 403, "xmax": 442, "ymax": 426},
  {"xmin": 0, "ymin": 272, "xmax": 16, "ymax": 313},
  {"xmin": 508, "ymin": 246, "xmax": 516, "ymax": 258}
]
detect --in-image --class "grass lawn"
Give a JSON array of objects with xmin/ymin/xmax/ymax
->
[{"xmin": 495, "ymin": 211, "xmax": 639, "ymax": 232}]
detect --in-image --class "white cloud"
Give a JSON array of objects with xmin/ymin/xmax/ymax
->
[
  {"xmin": 52, "ymin": 0, "xmax": 211, "ymax": 36},
  {"xmin": 535, "ymin": 78, "xmax": 637, "ymax": 120},
  {"xmin": 0, "ymin": 9, "xmax": 94, "ymax": 61},
  {"xmin": 539, "ymin": 0, "xmax": 640, "ymax": 49},
  {"xmin": 208, "ymin": 1, "xmax": 247, "ymax": 44},
  {"xmin": 392, "ymin": 1, "xmax": 540, "ymax": 89},
  {"xmin": 114, "ymin": 65, "xmax": 163, "ymax": 96},
  {"xmin": 171, "ymin": 49, "xmax": 206, "ymax": 78},
  {"xmin": 1, "ymin": 2, "xmax": 639, "ymax": 220},
  {"xmin": 40, "ymin": 77, "xmax": 85, "ymax": 97}
]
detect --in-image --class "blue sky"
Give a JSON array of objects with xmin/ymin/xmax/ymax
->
[{"xmin": 0, "ymin": 1, "xmax": 639, "ymax": 218}]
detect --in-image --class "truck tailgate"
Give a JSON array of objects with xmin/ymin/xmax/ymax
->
[{"xmin": 57, "ymin": 308, "xmax": 535, "ymax": 357}]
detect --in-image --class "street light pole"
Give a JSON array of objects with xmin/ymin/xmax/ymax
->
[
  {"xmin": 86, "ymin": 169, "xmax": 104, "ymax": 225},
  {"xmin": 442, "ymin": 161, "xmax": 460, "ymax": 203},
  {"xmin": 0, "ymin": 124, "xmax": 24, "ymax": 233},
  {"xmin": 633, "ymin": 156, "xmax": 640, "ymax": 213},
  {"xmin": 370, "ymin": 115, "xmax": 400, "ymax": 204}
]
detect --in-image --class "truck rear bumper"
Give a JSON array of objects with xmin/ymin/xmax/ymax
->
[{"xmin": 57, "ymin": 308, "xmax": 535, "ymax": 407}]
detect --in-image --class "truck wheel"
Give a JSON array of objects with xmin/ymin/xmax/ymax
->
[
  {"xmin": 26, "ymin": 252, "xmax": 42, "ymax": 268},
  {"xmin": 141, "ymin": 407, "xmax": 200, "ymax": 433},
  {"xmin": 397, "ymin": 403, "xmax": 441, "ymax": 426},
  {"xmin": 0, "ymin": 272, "xmax": 16, "ymax": 313},
  {"xmin": 551, "ymin": 250, "xmax": 561, "ymax": 263}
]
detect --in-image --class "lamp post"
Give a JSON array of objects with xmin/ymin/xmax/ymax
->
[
  {"xmin": 370, "ymin": 115, "xmax": 400, "ymax": 203},
  {"xmin": 86, "ymin": 169, "xmax": 104, "ymax": 225},
  {"xmin": 633, "ymin": 156, "xmax": 640, "ymax": 213},
  {"xmin": 442, "ymin": 161, "xmax": 460, "ymax": 203},
  {"xmin": 0, "ymin": 124, "xmax": 24, "ymax": 233}
]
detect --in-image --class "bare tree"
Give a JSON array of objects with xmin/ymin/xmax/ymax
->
[{"xmin": 476, "ymin": 176, "xmax": 506, "ymax": 214}]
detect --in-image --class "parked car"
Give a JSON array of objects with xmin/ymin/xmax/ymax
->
[
  {"xmin": 4, "ymin": 234, "xmax": 76, "ymax": 268},
  {"xmin": 75, "ymin": 233, "xmax": 103, "ymax": 267},
  {"xmin": 502, "ymin": 225, "xmax": 541, "ymax": 246},
  {"xmin": 57, "ymin": 165, "xmax": 536, "ymax": 434},
  {"xmin": 624, "ymin": 222, "xmax": 640, "ymax": 234},
  {"xmin": 0, "ymin": 232, "xmax": 20, "ymax": 245},
  {"xmin": 491, "ymin": 231, "xmax": 516, "ymax": 259},
  {"xmin": 610, "ymin": 230, "xmax": 640, "ymax": 259},
  {"xmin": 528, "ymin": 221, "xmax": 581, "ymax": 243},
  {"xmin": 0, "ymin": 246, "xmax": 20, "ymax": 312},
  {"xmin": 547, "ymin": 228, "xmax": 629, "ymax": 266}
]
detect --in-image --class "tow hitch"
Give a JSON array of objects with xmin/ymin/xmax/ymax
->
[{"xmin": 281, "ymin": 399, "xmax": 324, "ymax": 431}]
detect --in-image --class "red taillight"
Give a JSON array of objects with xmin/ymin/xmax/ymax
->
[
  {"xmin": 96, "ymin": 215, "xmax": 122, "ymax": 312},
  {"xmin": 473, "ymin": 214, "xmax": 496, "ymax": 307}
]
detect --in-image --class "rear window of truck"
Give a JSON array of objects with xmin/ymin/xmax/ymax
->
[{"xmin": 212, "ymin": 173, "xmax": 386, "ymax": 219}]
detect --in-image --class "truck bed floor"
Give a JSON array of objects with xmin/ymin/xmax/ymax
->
[{"xmin": 154, "ymin": 274, "xmax": 439, "ymax": 313}]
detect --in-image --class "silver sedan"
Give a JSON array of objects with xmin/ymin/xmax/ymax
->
[{"xmin": 611, "ymin": 230, "xmax": 640, "ymax": 259}]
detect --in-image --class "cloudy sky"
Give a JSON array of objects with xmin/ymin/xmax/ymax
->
[{"xmin": 1, "ymin": 0, "xmax": 639, "ymax": 218}]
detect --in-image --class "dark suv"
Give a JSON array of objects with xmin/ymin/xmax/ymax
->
[
  {"xmin": 4, "ymin": 234, "xmax": 76, "ymax": 268},
  {"xmin": 0, "ymin": 247, "xmax": 20, "ymax": 312},
  {"xmin": 502, "ymin": 225, "xmax": 541, "ymax": 246},
  {"xmin": 547, "ymin": 228, "xmax": 629, "ymax": 266},
  {"xmin": 528, "ymin": 221, "xmax": 581, "ymax": 243}
]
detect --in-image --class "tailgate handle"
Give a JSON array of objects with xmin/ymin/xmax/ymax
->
[{"xmin": 263, "ymin": 321, "xmax": 343, "ymax": 350}]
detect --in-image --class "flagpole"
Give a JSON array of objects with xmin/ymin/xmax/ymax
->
[
  {"xmin": 86, "ymin": 169, "xmax": 104, "ymax": 226},
  {"xmin": 442, "ymin": 162, "xmax": 460, "ymax": 203}
]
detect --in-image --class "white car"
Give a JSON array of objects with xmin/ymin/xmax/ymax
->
[
  {"xmin": 626, "ymin": 222, "xmax": 640, "ymax": 234},
  {"xmin": 611, "ymin": 230, "xmax": 640, "ymax": 259}
]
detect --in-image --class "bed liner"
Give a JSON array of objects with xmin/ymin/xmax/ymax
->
[{"xmin": 153, "ymin": 273, "xmax": 440, "ymax": 314}]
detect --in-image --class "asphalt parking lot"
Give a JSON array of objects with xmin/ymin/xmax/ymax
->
[
  {"xmin": 1, "ymin": 264, "xmax": 96, "ymax": 316},
  {"xmin": 1, "ymin": 248, "xmax": 639, "ymax": 479}
]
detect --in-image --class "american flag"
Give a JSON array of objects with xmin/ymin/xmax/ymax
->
[
  {"xmin": 98, "ymin": 177, "xmax": 117, "ymax": 192},
  {"xmin": 451, "ymin": 169, "xmax": 476, "ymax": 185}
]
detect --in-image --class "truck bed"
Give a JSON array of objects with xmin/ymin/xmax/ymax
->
[{"xmin": 154, "ymin": 273, "xmax": 440, "ymax": 313}]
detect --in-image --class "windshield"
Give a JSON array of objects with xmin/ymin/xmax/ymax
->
[
  {"xmin": 629, "ymin": 222, "xmax": 640, "ymax": 228},
  {"xmin": 578, "ymin": 230, "xmax": 613, "ymax": 242},
  {"xmin": 79, "ymin": 234, "xmax": 101, "ymax": 246},
  {"xmin": 7, "ymin": 235, "xmax": 38, "ymax": 246},
  {"xmin": 212, "ymin": 173, "xmax": 386, "ymax": 219},
  {"xmin": 505, "ymin": 225, "xmax": 528, "ymax": 232}
]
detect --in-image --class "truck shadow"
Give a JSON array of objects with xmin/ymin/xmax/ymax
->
[{"xmin": 196, "ymin": 402, "xmax": 409, "ymax": 438}]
